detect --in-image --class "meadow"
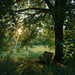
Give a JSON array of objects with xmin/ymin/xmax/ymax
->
[
  {"xmin": 0, "ymin": 45, "xmax": 55, "ymax": 62},
  {"xmin": 10, "ymin": 45, "xmax": 55, "ymax": 60},
  {"xmin": 0, "ymin": 45, "xmax": 55, "ymax": 75},
  {"xmin": 0, "ymin": 45, "xmax": 74, "ymax": 75}
]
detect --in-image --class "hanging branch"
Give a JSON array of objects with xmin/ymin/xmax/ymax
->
[
  {"xmin": 14, "ymin": 11, "xmax": 42, "ymax": 26},
  {"xmin": 14, "ymin": 8, "xmax": 50, "ymax": 13},
  {"xmin": 23, "ymin": 13, "xmax": 42, "ymax": 25}
]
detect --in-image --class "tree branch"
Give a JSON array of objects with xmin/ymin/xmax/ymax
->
[
  {"xmin": 32, "ymin": 13, "xmax": 43, "ymax": 25},
  {"xmin": 23, "ymin": 11, "xmax": 43, "ymax": 24},
  {"xmin": 15, "ymin": 11, "xmax": 42, "ymax": 25},
  {"xmin": 44, "ymin": 0, "xmax": 54, "ymax": 11},
  {"xmin": 14, "ymin": 8, "xmax": 50, "ymax": 13}
]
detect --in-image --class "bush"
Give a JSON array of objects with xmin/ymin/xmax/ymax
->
[{"xmin": 0, "ymin": 55, "xmax": 19, "ymax": 75}]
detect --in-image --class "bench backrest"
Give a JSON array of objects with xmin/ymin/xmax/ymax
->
[{"xmin": 43, "ymin": 51, "xmax": 54, "ymax": 59}]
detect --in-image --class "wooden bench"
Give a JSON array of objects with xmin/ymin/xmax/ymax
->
[{"xmin": 39, "ymin": 51, "xmax": 54, "ymax": 63}]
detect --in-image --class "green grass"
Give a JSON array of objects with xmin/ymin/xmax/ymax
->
[
  {"xmin": 1, "ymin": 45, "xmax": 74, "ymax": 75},
  {"xmin": 0, "ymin": 45, "xmax": 55, "ymax": 61},
  {"xmin": 10, "ymin": 45, "xmax": 55, "ymax": 60}
]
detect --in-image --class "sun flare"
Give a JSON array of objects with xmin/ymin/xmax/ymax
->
[{"xmin": 18, "ymin": 28, "xmax": 22, "ymax": 34}]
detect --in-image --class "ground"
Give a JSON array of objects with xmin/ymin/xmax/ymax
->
[
  {"xmin": 0, "ymin": 45, "xmax": 73, "ymax": 75},
  {"xmin": 11, "ymin": 45, "xmax": 55, "ymax": 61}
]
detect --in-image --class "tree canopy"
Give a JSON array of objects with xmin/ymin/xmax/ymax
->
[{"xmin": 0, "ymin": 0, "xmax": 75, "ymax": 63}]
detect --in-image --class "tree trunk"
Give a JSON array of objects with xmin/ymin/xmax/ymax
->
[
  {"xmin": 53, "ymin": 10, "xmax": 65, "ymax": 63},
  {"xmin": 52, "ymin": 0, "xmax": 67, "ymax": 63},
  {"xmin": 54, "ymin": 21, "xmax": 64, "ymax": 63}
]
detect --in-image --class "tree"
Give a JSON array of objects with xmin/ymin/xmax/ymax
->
[
  {"xmin": 39, "ymin": 25, "xmax": 55, "ymax": 48},
  {"xmin": 13, "ymin": 0, "xmax": 67, "ymax": 63},
  {"xmin": 19, "ymin": 25, "xmax": 38, "ymax": 49},
  {"xmin": 0, "ymin": 0, "xmax": 19, "ymax": 53},
  {"xmin": 62, "ymin": 13, "xmax": 75, "ymax": 73},
  {"xmin": 0, "ymin": 0, "xmax": 74, "ymax": 63}
]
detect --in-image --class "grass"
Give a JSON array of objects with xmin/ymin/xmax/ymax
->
[
  {"xmin": 10, "ymin": 45, "xmax": 55, "ymax": 60},
  {"xmin": 0, "ymin": 45, "xmax": 74, "ymax": 75},
  {"xmin": 0, "ymin": 45, "xmax": 55, "ymax": 75}
]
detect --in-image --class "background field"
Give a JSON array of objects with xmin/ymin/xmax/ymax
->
[{"xmin": 1, "ymin": 45, "xmax": 55, "ymax": 61}]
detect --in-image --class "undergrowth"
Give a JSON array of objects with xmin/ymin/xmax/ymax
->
[{"xmin": 0, "ymin": 55, "xmax": 75, "ymax": 75}]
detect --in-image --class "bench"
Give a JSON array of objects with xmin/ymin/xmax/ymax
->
[{"xmin": 39, "ymin": 51, "xmax": 54, "ymax": 63}]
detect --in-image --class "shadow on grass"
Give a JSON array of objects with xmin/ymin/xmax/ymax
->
[{"xmin": 26, "ymin": 50, "xmax": 42, "ymax": 59}]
